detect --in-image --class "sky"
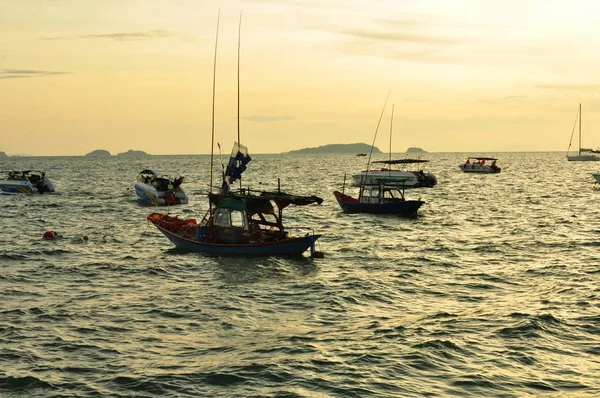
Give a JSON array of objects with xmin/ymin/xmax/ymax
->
[{"xmin": 2, "ymin": 0, "xmax": 600, "ymax": 155}]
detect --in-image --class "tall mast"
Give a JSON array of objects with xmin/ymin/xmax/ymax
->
[
  {"xmin": 209, "ymin": 9, "xmax": 220, "ymax": 193},
  {"xmin": 389, "ymin": 104, "xmax": 394, "ymax": 164},
  {"xmin": 579, "ymin": 103, "xmax": 582, "ymax": 156},
  {"xmin": 237, "ymin": 10, "xmax": 242, "ymax": 190},
  {"xmin": 237, "ymin": 11, "xmax": 242, "ymax": 147}
]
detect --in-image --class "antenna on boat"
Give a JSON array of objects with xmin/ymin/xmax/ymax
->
[
  {"xmin": 237, "ymin": 10, "xmax": 243, "ymax": 190},
  {"xmin": 360, "ymin": 90, "xmax": 391, "ymax": 193},
  {"xmin": 365, "ymin": 90, "xmax": 391, "ymax": 173},
  {"xmin": 209, "ymin": 9, "xmax": 220, "ymax": 194}
]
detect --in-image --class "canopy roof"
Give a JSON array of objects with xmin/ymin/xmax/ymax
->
[
  {"xmin": 467, "ymin": 157, "xmax": 497, "ymax": 161},
  {"xmin": 372, "ymin": 159, "xmax": 428, "ymax": 165},
  {"xmin": 210, "ymin": 191, "xmax": 323, "ymax": 212},
  {"xmin": 139, "ymin": 169, "xmax": 181, "ymax": 177}
]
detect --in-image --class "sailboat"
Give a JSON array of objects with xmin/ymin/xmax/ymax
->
[
  {"xmin": 567, "ymin": 103, "xmax": 600, "ymax": 161},
  {"xmin": 333, "ymin": 99, "xmax": 425, "ymax": 216},
  {"xmin": 147, "ymin": 12, "xmax": 323, "ymax": 257}
]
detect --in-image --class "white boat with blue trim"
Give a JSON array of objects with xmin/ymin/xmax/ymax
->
[
  {"xmin": 0, "ymin": 170, "xmax": 55, "ymax": 194},
  {"xmin": 134, "ymin": 169, "xmax": 188, "ymax": 206}
]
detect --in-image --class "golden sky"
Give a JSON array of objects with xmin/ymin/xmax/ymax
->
[{"xmin": 1, "ymin": 0, "xmax": 600, "ymax": 155}]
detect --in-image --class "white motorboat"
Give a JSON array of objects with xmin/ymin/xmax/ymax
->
[
  {"xmin": 459, "ymin": 157, "xmax": 501, "ymax": 173},
  {"xmin": 351, "ymin": 159, "xmax": 437, "ymax": 188},
  {"xmin": 0, "ymin": 170, "xmax": 55, "ymax": 194},
  {"xmin": 567, "ymin": 103, "xmax": 600, "ymax": 161},
  {"xmin": 134, "ymin": 169, "xmax": 188, "ymax": 206}
]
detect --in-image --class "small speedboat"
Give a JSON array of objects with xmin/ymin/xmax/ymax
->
[
  {"xmin": 0, "ymin": 170, "xmax": 55, "ymax": 194},
  {"xmin": 592, "ymin": 172, "xmax": 600, "ymax": 184},
  {"xmin": 134, "ymin": 169, "xmax": 188, "ymax": 206},
  {"xmin": 459, "ymin": 157, "xmax": 501, "ymax": 173}
]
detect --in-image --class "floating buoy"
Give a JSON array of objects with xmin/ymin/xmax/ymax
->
[
  {"xmin": 42, "ymin": 231, "xmax": 56, "ymax": 239},
  {"xmin": 83, "ymin": 235, "xmax": 89, "ymax": 241}
]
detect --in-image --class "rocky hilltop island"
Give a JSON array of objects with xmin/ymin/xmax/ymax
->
[
  {"xmin": 0, "ymin": 151, "xmax": 8, "ymax": 158},
  {"xmin": 116, "ymin": 150, "xmax": 150, "ymax": 157},
  {"xmin": 406, "ymin": 147, "xmax": 427, "ymax": 153},
  {"xmin": 286, "ymin": 143, "xmax": 380, "ymax": 155},
  {"xmin": 85, "ymin": 149, "xmax": 112, "ymax": 157}
]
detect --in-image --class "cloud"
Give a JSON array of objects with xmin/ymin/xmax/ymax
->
[
  {"xmin": 535, "ymin": 83, "xmax": 600, "ymax": 92},
  {"xmin": 0, "ymin": 69, "xmax": 69, "ymax": 80},
  {"xmin": 42, "ymin": 30, "xmax": 173, "ymax": 41},
  {"xmin": 240, "ymin": 115, "xmax": 295, "ymax": 122},
  {"xmin": 340, "ymin": 29, "xmax": 456, "ymax": 45}
]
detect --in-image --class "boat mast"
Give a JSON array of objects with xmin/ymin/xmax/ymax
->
[
  {"xmin": 210, "ymin": 9, "xmax": 220, "ymax": 194},
  {"xmin": 237, "ymin": 10, "xmax": 242, "ymax": 190},
  {"xmin": 389, "ymin": 104, "xmax": 394, "ymax": 164},
  {"xmin": 360, "ymin": 90, "xmax": 390, "ymax": 199},
  {"xmin": 388, "ymin": 104, "xmax": 394, "ymax": 179},
  {"xmin": 579, "ymin": 103, "xmax": 582, "ymax": 156}
]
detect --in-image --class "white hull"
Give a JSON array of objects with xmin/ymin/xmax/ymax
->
[
  {"xmin": 459, "ymin": 163, "xmax": 500, "ymax": 173},
  {"xmin": 567, "ymin": 155, "xmax": 600, "ymax": 161},
  {"xmin": 0, "ymin": 177, "xmax": 54, "ymax": 194},
  {"xmin": 351, "ymin": 170, "xmax": 437, "ymax": 188},
  {"xmin": 134, "ymin": 181, "xmax": 188, "ymax": 206}
]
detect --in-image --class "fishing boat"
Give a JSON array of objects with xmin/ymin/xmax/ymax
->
[
  {"xmin": 0, "ymin": 170, "xmax": 55, "ymax": 194},
  {"xmin": 147, "ymin": 143, "xmax": 323, "ymax": 256},
  {"xmin": 147, "ymin": 13, "xmax": 323, "ymax": 257},
  {"xmin": 334, "ymin": 183, "xmax": 424, "ymax": 215},
  {"xmin": 567, "ymin": 103, "xmax": 600, "ymax": 161},
  {"xmin": 459, "ymin": 157, "xmax": 501, "ymax": 173},
  {"xmin": 134, "ymin": 169, "xmax": 188, "ymax": 206},
  {"xmin": 351, "ymin": 159, "xmax": 437, "ymax": 188},
  {"xmin": 334, "ymin": 98, "xmax": 426, "ymax": 215}
]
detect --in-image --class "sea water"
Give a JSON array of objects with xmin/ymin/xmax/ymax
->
[{"xmin": 1, "ymin": 152, "xmax": 599, "ymax": 397}]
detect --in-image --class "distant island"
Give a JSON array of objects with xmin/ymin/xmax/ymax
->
[
  {"xmin": 406, "ymin": 147, "xmax": 427, "ymax": 153},
  {"xmin": 286, "ymin": 143, "xmax": 380, "ymax": 155},
  {"xmin": 116, "ymin": 150, "xmax": 150, "ymax": 157},
  {"xmin": 85, "ymin": 149, "xmax": 112, "ymax": 157},
  {"xmin": 0, "ymin": 151, "xmax": 7, "ymax": 158}
]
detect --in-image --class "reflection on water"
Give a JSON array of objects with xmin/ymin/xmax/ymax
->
[{"xmin": 1, "ymin": 152, "xmax": 600, "ymax": 397}]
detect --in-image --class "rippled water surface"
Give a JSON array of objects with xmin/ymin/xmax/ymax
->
[{"xmin": 1, "ymin": 152, "xmax": 599, "ymax": 397}]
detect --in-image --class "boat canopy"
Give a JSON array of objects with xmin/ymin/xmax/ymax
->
[
  {"xmin": 210, "ymin": 191, "xmax": 323, "ymax": 211},
  {"xmin": 139, "ymin": 169, "xmax": 181, "ymax": 178},
  {"xmin": 371, "ymin": 159, "xmax": 428, "ymax": 165},
  {"xmin": 467, "ymin": 157, "xmax": 497, "ymax": 161}
]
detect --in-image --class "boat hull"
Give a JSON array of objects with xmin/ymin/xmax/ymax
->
[
  {"xmin": 567, "ymin": 155, "xmax": 600, "ymax": 161},
  {"xmin": 593, "ymin": 173, "xmax": 600, "ymax": 183},
  {"xmin": 459, "ymin": 164, "xmax": 501, "ymax": 173},
  {"xmin": 153, "ymin": 223, "xmax": 321, "ymax": 256},
  {"xmin": 333, "ymin": 191, "xmax": 424, "ymax": 215},
  {"xmin": 351, "ymin": 170, "xmax": 437, "ymax": 188},
  {"xmin": 0, "ymin": 179, "xmax": 54, "ymax": 194},
  {"xmin": 134, "ymin": 182, "xmax": 188, "ymax": 206}
]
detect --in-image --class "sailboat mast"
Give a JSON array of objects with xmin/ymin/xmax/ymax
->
[
  {"xmin": 209, "ymin": 10, "xmax": 220, "ymax": 194},
  {"xmin": 389, "ymin": 104, "xmax": 394, "ymax": 164},
  {"xmin": 579, "ymin": 103, "xmax": 582, "ymax": 156},
  {"xmin": 237, "ymin": 11, "xmax": 242, "ymax": 147},
  {"xmin": 237, "ymin": 10, "xmax": 242, "ymax": 190}
]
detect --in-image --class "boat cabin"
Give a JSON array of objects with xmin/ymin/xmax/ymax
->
[
  {"xmin": 358, "ymin": 184, "xmax": 407, "ymax": 204},
  {"xmin": 205, "ymin": 191, "xmax": 322, "ymax": 245}
]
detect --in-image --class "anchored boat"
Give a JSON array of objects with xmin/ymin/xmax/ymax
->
[
  {"xmin": 134, "ymin": 169, "xmax": 188, "ymax": 206},
  {"xmin": 0, "ymin": 170, "xmax": 55, "ymax": 194}
]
